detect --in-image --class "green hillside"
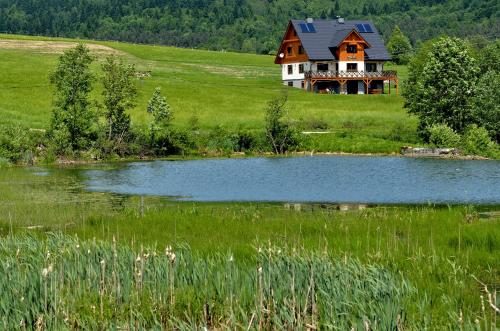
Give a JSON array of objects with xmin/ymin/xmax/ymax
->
[
  {"xmin": 0, "ymin": 0, "xmax": 498, "ymax": 53},
  {"xmin": 0, "ymin": 34, "xmax": 415, "ymax": 154}
]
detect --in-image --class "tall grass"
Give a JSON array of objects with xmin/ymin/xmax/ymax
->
[{"xmin": 0, "ymin": 234, "xmax": 411, "ymax": 330}]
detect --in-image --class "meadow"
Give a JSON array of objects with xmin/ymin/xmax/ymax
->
[
  {"xmin": 0, "ymin": 34, "xmax": 416, "ymax": 154},
  {"xmin": 0, "ymin": 166, "xmax": 498, "ymax": 329}
]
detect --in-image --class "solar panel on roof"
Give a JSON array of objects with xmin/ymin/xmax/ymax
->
[
  {"xmin": 363, "ymin": 24, "xmax": 374, "ymax": 33},
  {"xmin": 299, "ymin": 23, "xmax": 316, "ymax": 33},
  {"xmin": 306, "ymin": 23, "xmax": 316, "ymax": 33},
  {"xmin": 355, "ymin": 24, "xmax": 366, "ymax": 33}
]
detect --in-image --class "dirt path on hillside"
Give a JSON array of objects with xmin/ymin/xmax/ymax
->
[{"xmin": 0, "ymin": 39, "xmax": 123, "ymax": 55}]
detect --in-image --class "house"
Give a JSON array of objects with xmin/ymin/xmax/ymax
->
[{"xmin": 275, "ymin": 18, "xmax": 398, "ymax": 94}]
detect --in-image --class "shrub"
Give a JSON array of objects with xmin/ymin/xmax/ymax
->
[
  {"xmin": 265, "ymin": 94, "xmax": 300, "ymax": 154},
  {"xmin": 461, "ymin": 125, "xmax": 498, "ymax": 157},
  {"xmin": 0, "ymin": 157, "xmax": 11, "ymax": 168},
  {"xmin": 206, "ymin": 125, "xmax": 238, "ymax": 154},
  {"xmin": 153, "ymin": 128, "xmax": 196, "ymax": 156},
  {"xmin": 428, "ymin": 124, "xmax": 461, "ymax": 148},
  {"xmin": 0, "ymin": 125, "xmax": 40, "ymax": 164}
]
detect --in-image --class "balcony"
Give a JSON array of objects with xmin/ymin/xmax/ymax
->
[
  {"xmin": 303, "ymin": 70, "xmax": 399, "ymax": 94},
  {"xmin": 304, "ymin": 70, "xmax": 397, "ymax": 80}
]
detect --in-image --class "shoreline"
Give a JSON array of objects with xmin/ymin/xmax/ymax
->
[{"xmin": 2, "ymin": 149, "xmax": 493, "ymax": 168}]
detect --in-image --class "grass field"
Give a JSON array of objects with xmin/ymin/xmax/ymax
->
[
  {"xmin": 0, "ymin": 34, "xmax": 416, "ymax": 154},
  {"xmin": 0, "ymin": 166, "xmax": 498, "ymax": 329}
]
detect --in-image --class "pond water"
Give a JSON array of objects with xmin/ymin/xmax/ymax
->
[{"xmin": 82, "ymin": 156, "xmax": 500, "ymax": 204}]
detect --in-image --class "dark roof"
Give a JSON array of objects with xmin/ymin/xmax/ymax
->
[{"xmin": 290, "ymin": 19, "xmax": 391, "ymax": 61}]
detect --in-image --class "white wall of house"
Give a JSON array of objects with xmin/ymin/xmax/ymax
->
[
  {"xmin": 310, "ymin": 61, "xmax": 337, "ymax": 72},
  {"xmin": 281, "ymin": 62, "xmax": 310, "ymax": 81}
]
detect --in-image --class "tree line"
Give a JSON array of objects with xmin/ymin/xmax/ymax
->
[{"xmin": 0, "ymin": 0, "xmax": 498, "ymax": 54}]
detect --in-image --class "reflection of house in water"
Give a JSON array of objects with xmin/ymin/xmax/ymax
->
[{"xmin": 275, "ymin": 17, "xmax": 398, "ymax": 94}]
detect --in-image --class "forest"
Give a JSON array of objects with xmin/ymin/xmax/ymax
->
[{"xmin": 0, "ymin": 0, "xmax": 498, "ymax": 54}]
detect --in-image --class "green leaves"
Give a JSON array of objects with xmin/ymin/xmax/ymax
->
[
  {"xmin": 387, "ymin": 26, "xmax": 413, "ymax": 65},
  {"xmin": 101, "ymin": 55, "xmax": 137, "ymax": 144},
  {"xmin": 404, "ymin": 37, "xmax": 480, "ymax": 137},
  {"xmin": 48, "ymin": 44, "xmax": 96, "ymax": 152}
]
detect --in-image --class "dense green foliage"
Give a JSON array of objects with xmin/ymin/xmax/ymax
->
[
  {"xmin": 403, "ymin": 36, "xmax": 500, "ymax": 157},
  {"xmin": 101, "ymin": 55, "xmax": 137, "ymax": 145},
  {"xmin": 461, "ymin": 124, "xmax": 499, "ymax": 157},
  {"xmin": 387, "ymin": 26, "xmax": 413, "ymax": 64},
  {"xmin": 427, "ymin": 123, "xmax": 461, "ymax": 148},
  {"xmin": 404, "ymin": 37, "xmax": 479, "ymax": 136},
  {"xmin": 0, "ymin": 0, "xmax": 498, "ymax": 53},
  {"xmin": 470, "ymin": 70, "xmax": 500, "ymax": 142},
  {"xmin": 48, "ymin": 44, "xmax": 96, "ymax": 152}
]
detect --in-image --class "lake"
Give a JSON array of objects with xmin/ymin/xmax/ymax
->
[{"xmin": 82, "ymin": 156, "xmax": 500, "ymax": 204}]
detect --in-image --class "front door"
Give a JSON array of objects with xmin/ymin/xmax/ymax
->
[{"xmin": 347, "ymin": 80, "xmax": 358, "ymax": 94}]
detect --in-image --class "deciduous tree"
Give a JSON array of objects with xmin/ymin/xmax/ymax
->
[
  {"xmin": 48, "ymin": 44, "xmax": 96, "ymax": 152},
  {"xmin": 387, "ymin": 26, "xmax": 412, "ymax": 64},
  {"xmin": 403, "ymin": 37, "xmax": 480, "ymax": 138},
  {"xmin": 101, "ymin": 55, "xmax": 137, "ymax": 144}
]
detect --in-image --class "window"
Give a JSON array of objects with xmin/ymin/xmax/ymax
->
[
  {"xmin": 298, "ymin": 64, "xmax": 304, "ymax": 74},
  {"xmin": 366, "ymin": 63, "xmax": 377, "ymax": 72},
  {"xmin": 288, "ymin": 82, "xmax": 293, "ymax": 87},
  {"xmin": 287, "ymin": 47, "xmax": 293, "ymax": 56},
  {"xmin": 298, "ymin": 46, "xmax": 304, "ymax": 55},
  {"xmin": 288, "ymin": 65, "xmax": 293, "ymax": 75},
  {"xmin": 317, "ymin": 63, "xmax": 329, "ymax": 72},
  {"xmin": 335, "ymin": 63, "xmax": 339, "ymax": 72},
  {"xmin": 347, "ymin": 63, "xmax": 357, "ymax": 71},
  {"xmin": 347, "ymin": 44, "xmax": 357, "ymax": 53}
]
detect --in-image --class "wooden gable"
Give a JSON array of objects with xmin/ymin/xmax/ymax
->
[
  {"xmin": 274, "ymin": 22, "xmax": 309, "ymax": 64},
  {"xmin": 336, "ymin": 29, "xmax": 370, "ymax": 62}
]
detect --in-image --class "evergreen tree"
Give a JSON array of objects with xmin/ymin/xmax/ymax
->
[
  {"xmin": 387, "ymin": 26, "xmax": 413, "ymax": 64},
  {"xmin": 403, "ymin": 37, "xmax": 480, "ymax": 137},
  {"xmin": 48, "ymin": 44, "xmax": 96, "ymax": 152},
  {"xmin": 101, "ymin": 55, "xmax": 137, "ymax": 142}
]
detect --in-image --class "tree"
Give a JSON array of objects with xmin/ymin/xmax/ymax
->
[
  {"xmin": 48, "ymin": 44, "xmax": 96, "ymax": 152},
  {"xmin": 478, "ymin": 40, "xmax": 500, "ymax": 75},
  {"xmin": 265, "ymin": 94, "xmax": 299, "ymax": 154},
  {"xmin": 101, "ymin": 55, "xmax": 137, "ymax": 143},
  {"xmin": 386, "ymin": 26, "xmax": 412, "ymax": 64},
  {"xmin": 147, "ymin": 87, "xmax": 173, "ymax": 144},
  {"xmin": 403, "ymin": 37, "xmax": 480, "ymax": 138},
  {"xmin": 469, "ymin": 71, "xmax": 500, "ymax": 142}
]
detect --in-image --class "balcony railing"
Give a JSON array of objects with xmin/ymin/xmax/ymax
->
[{"xmin": 304, "ymin": 70, "xmax": 397, "ymax": 79}]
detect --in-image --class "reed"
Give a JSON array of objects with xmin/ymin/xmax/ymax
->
[{"xmin": 0, "ymin": 234, "xmax": 411, "ymax": 330}]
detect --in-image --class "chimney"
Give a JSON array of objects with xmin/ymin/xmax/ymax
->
[
  {"xmin": 306, "ymin": 18, "xmax": 314, "ymax": 23},
  {"xmin": 337, "ymin": 16, "xmax": 345, "ymax": 24}
]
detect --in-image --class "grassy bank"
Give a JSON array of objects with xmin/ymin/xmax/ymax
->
[
  {"xmin": 0, "ymin": 34, "xmax": 417, "ymax": 156},
  {"xmin": 0, "ymin": 167, "xmax": 498, "ymax": 329}
]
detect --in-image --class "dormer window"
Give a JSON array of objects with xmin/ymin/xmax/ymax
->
[{"xmin": 347, "ymin": 44, "xmax": 357, "ymax": 53}]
